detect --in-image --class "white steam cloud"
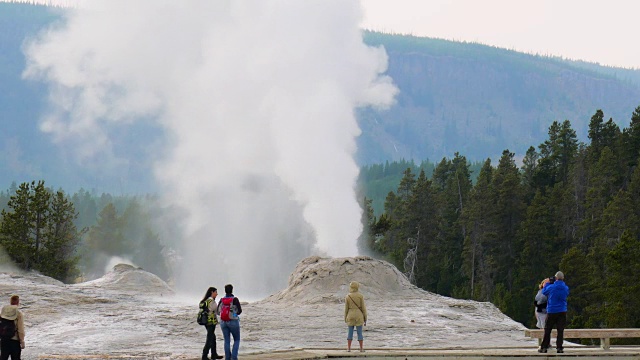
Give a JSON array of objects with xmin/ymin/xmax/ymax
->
[{"xmin": 24, "ymin": 0, "xmax": 397, "ymax": 296}]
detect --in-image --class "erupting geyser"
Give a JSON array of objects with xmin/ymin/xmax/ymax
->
[{"xmin": 23, "ymin": 0, "xmax": 397, "ymax": 296}]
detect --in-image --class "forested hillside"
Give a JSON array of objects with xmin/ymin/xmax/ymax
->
[
  {"xmin": 358, "ymin": 107, "xmax": 640, "ymax": 335},
  {"xmin": 2, "ymin": 3, "xmax": 640, "ymax": 192},
  {"xmin": 358, "ymin": 32, "xmax": 640, "ymax": 164}
]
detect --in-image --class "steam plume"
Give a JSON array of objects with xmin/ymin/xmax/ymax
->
[{"xmin": 24, "ymin": 0, "xmax": 397, "ymax": 296}]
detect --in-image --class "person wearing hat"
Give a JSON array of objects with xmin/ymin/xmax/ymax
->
[
  {"xmin": 0, "ymin": 295, "xmax": 25, "ymax": 360},
  {"xmin": 344, "ymin": 281, "xmax": 367, "ymax": 353},
  {"xmin": 539, "ymin": 271, "xmax": 569, "ymax": 354}
]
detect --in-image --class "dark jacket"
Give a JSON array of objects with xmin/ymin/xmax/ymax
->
[{"xmin": 542, "ymin": 280, "xmax": 569, "ymax": 313}]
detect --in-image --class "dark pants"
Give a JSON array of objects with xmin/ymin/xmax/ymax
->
[
  {"xmin": 541, "ymin": 312, "xmax": 567, "ymax": 349},
  {"xmin": 0, "ymin": 339, "xmax": 21, "ymax": 360},
  {"xmin": 202, "ymin": 323, "xmax": 219, "ymax": 359}
]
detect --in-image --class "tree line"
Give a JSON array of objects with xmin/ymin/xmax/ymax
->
[
  {"xmin": 0, "ymin": 184, "xmax": 170, "ymax": 282},
  {"xmin": 359, "ymin": 106, "xmax": 640, "ymax": 336}
]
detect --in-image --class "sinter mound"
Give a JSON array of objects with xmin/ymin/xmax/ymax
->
[
  {"xmin": 74, "ymin": 263, "xmax": 173, "ymax": 295},
  {"xmin": 262, "ymin": 255, "xmax": 424, "ymax": 304}
]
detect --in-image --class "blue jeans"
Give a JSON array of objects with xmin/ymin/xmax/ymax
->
[
  {"xmin": 347, "ymin": 325, "xmax": 363, "ymax": 341},
  {"xmin": 220, "ymin": 320, "xmax": 240, "ymax": 360}
]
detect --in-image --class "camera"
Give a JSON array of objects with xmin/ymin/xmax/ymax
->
[{"xmin": 548, "ymin": 276, "xmax": 556, "ymax": 284}]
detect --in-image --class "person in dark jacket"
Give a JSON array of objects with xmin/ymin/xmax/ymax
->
[
  {"xmin": 539, "ymin": 271, "xmax": 569, "ymax": 353},
  {"xmin": 217, "ymin": 284, "xmax": 242, "ymax": 360}
]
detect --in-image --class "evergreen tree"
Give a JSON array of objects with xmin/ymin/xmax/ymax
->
[
  {"xmin": 357, "ymin": 197, "xmax": 376, "ymax": 255},
  {"xmin": 488, "ymin": 150, "xmax": 524, "ymax": 291},
  {"xmin": 603, "ymin": 230, "xmax": 640, "ymax": 330},
  {"xmin": 406, "ymin": 170, "xmax": 440, "ymax": 291},
  {"xmin": 84, "ymin": 203, "xmax": 126, "ymax": 276},
  {"xmin": 588, "ymin": 109, "xmax": 620, "ymax": 162},
  {"xmin": 461, "ymin": 159, "xmax": 495, "ymax": 300},
  {"xmin": 559, "ymin": 246, "xmax": 596, "ymax": 329},
  {"xmin": 40, "ymin": 190, "xmax": 84, "ymax": 280},
  {"xmin": 0, "ymin": 181, "xmax": 81, "ymax": 281}
]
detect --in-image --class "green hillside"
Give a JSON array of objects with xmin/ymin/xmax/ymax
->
[{"xmin": 358, "ymin": 32, "xmax": 640, "ymax": 164}]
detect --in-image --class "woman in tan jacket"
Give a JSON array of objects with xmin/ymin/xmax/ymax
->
[{"xmin": 344, "ymin": 281, "xmax": 367, "ymax": 352}]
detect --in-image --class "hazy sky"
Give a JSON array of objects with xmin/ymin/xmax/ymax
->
[
  {"xmin": 361, "ymin": 0, "xmax": 640, "ymax": 69},
  {"xmin": 4, "ymin": 0, "xmax": 638, "ymax": 69}
]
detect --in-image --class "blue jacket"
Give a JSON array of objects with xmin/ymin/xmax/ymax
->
[{"xmin": 542, "ymin": 280, "xmax": 569, "ymax": 313}]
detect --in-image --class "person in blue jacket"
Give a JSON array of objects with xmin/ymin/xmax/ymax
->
[{"xmin": 538, "ymin": 271, "xmax": 569, "ymax": 353}]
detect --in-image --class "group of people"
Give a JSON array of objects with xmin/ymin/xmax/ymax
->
[
  {"xmin": 533, "ymin": 271, "xmax": 570, "ymax": 353},
  {"xmin": 0, "ymin": 274, "xmax": 570, "ymax": 359},
  {"xmin": 199, "ymin": 284, "xmax": 242, "ymax": 360},
  {"xmin": 200, "ymin": 280, "xmax": 369, "ymax": 357}
]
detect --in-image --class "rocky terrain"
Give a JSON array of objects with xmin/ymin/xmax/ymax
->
[{"xmin": 0, "ymin": 257, "xmax": 536, "ymax": 359}]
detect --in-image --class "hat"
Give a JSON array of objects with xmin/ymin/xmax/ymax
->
[
  {"xmin": 0, "ymin": 305, "xmax": 18, "ymax": 320},
  {"xmin": 349, "ymin": 281, "xmax": 360, "ymax": 291},
  {"xmin": 555, "ymin": 271, "xmax": 565, "ymax": 280}
]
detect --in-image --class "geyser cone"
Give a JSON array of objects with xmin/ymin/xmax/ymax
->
[{"xmin": 261, "ymin": 256, "xmax": 423, "ymax": 304}]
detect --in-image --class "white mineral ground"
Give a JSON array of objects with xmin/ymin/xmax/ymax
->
[{"xmin": 0, "ymin": 256, "xmax": 537, "ymax": 359}]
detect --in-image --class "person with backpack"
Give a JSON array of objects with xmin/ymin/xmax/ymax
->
[
  {"xmin": 217, "ymin": 284, "xmax": 242, "ymax": 360},
  {"xmin": 344, "ymin": 281, "xmax": 367, "ymax": 352},
  {"xmin": 0, "ymin": 295, "xmax": 25, "ymax": 360},
  {"xmin": 200, "ymin": 287, "xmax": 223, "ymax": 360}
]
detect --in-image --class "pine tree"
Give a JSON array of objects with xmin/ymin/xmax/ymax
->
[
  {"xmin": 461, "ymin": 159, "xmax": 495, "ymax": 300},
  {"xmin": 488, "ymin": 150, "xmax": 525, "ymax": 291},
  {"xmin": 603, "ymin": 230, "xmax": 640, "ymax": 329},
  {"xmin": 0, "ymin": 181, "xmax": 81, "ymax": 281}
]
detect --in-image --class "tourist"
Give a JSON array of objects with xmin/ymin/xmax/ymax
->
[
  {"xmin": 218, "ymin": 284, "xmax": 242, "ymax": 360},
  {"xmin": 534, "ymin": 278, "xmax": 549, "ymax": 329},
  {"xmin": 0, "ymin": 295, "xmax": 25, "ymax": 360},
  {"xmin": 539, "ymin": 271, "xmax": 569, "ymax": 353},
  {"xmin": 344, "ymin": 281, "xmax": 367, "ymax": 352},
  {"xmin": 200, "ymin": 287, "xmax": 223, "ymax": 360}
]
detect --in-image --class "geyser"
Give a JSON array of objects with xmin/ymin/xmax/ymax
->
[{"xmin": 23, "ymin": 0, "xmax": 397, "ymax": 296}]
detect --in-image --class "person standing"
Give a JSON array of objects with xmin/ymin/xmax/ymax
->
[
  {"xmin": 344, "ymin": 281, "xmax": 367, "ymax": 352},
  {"xmin": 0, "ymin": 295, "xmax": 25, "ymax": 360},
  {"xmin": 534, "ymin": 278, "xmax": 549, "ymax": 329},
  {"xmin": 217, "ymin": 284, "xmax": 241, "ymax": 360},
  {"xmin": 200, "ymin": 287, "xmax": 223, "ymax": 360},
  {"xmin": 539, "ymin": 271, "xmax": 569, "ymax": 353}
]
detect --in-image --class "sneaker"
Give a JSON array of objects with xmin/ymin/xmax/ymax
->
[
  {"xmin": 215, "ymin": 356, "xmax": 224, "ymax": 359},
  {"xmin": 557, "ymin": 348, "xmax": 564, "ymax": 353},
  {"xmin": 538, "ymin": 347, "xmax": 547, "ymax": 353}
]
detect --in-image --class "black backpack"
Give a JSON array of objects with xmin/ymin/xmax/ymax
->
[
  {"xmin": 0, "ymin": 317, "xmax": 16, "ymax": 340},
  {"xmin": 196, "ymin": 300, "xmax": 209, "ymax": 326}
]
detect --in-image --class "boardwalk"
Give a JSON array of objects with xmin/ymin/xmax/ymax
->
[{"xmin": 240, "ymin": 346, "xmax": 640, "ymax": 360}]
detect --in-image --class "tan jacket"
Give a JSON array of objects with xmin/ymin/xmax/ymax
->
[
  {"xmin": 344, "ymin": 282, "xmax": 367, "ymax": 326},
  {"xmin": 1, "ymin": 305, "xmax": 24, "ymax": 347}
]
